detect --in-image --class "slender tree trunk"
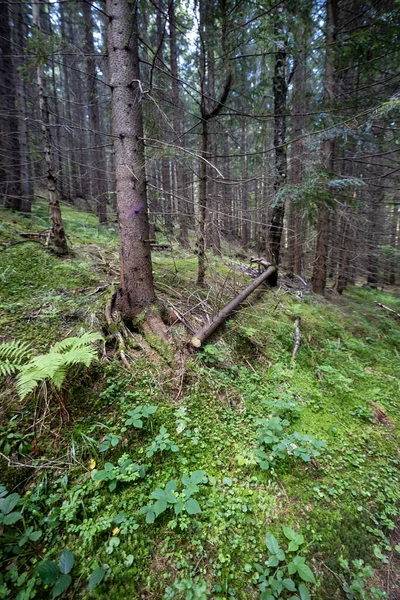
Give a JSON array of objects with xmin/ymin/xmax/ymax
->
[
  {"xmin": 83, "ymin": 1, "xmax": 108, "ymax": 224},
  {"xmin": 106, "ymin": 0, "xmax": 157, "ymax": 319},
  {"xmin": 169, "ymin": 0, "xmax": 188, "ymax": 247},
  {"xmin": 312, "ymin": 0, "xmax": 337, "ymax": 293},
  {"xmin": 32, "ymin": 1, "xmax": 68, "ymax": 253},
  {"xmin": 12, "ymin": 0, "xmax": 32, "ymax": 212},
  {"xmin": 268, "ymin": 10, "xmax": 288, "ymax": 264}
]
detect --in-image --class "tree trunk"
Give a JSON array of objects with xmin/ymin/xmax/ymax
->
[
  {"xmin": 169, "ymin": 0, "xmax": 188, "ymax": 247},
  {"xmin": 268, "ymin": 10, "xmax": 288, "ymax": 265},
  {"xmin": 312, "ymin": 0, "xmax": 337, "ymax": 294},
  {"xmin": 32, "ymin": 1, "xmax": 68, "ymax": 254},
  {"xmin": 83, "ymin": 1, "xmax": 108, "ymax": 224},
  {"xmin": 106, "ymin": 0, "xmax": 158, "ymax": 320},
  {"xmin": 0, "ymin": 0, "xmax": 21, "ymax": 209}
]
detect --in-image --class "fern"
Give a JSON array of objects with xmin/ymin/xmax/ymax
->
[
  {"xmin": 15, "ymin": 333, "xmax": 103, "ymax": 400},
  {"xmin": 0, "ymin": 340, "xmax": 33, "ymax": 377}
]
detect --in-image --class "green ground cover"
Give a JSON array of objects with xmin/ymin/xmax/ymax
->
[{"xmin": 0, "ymin": 202, "xmax": 399, "ymax": 599}]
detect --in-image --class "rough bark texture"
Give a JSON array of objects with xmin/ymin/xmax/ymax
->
[
  {"xmin": 312, "ymin": 0, "xmax": 337, "ymax": 294},
  {"xmin": 169, "ymin": 0, "xmax": 188, "ymax": 247},
  {"xmin": 192, "ymin": 265, "xmax": 277, "ymax": 347},
  {"xmin": 106, "ymin": 0, "xmax": 157, "ymax": 320},
  {"xmin": 268, "ymin": 10, "xmax": 288, "ymax": 265},
  {"xmin": 0, "ymin": 0, "xmax": 21, "ymax": 209},
  {"xmin": 83, "ymin": 1, "xmax": 108, "ymax": 224},
  {"xmin": 32, "ymin": 1, "xmax": 68, "ymax": 254}
]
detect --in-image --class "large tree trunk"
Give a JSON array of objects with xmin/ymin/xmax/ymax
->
[
  {"xmin": 0, "ymin": 0, "xmax": 21, "ymax": 209},
  {"xmin": 312, "ymin": 0, "xmax": 337, "ymax": 294},
  {"xmin": 106, "ymin": 0, "xmax": 157, "ymax": 320},
  {"xmin": 32, "ymin": 1, "xmax": 68, "ymax": 254}
]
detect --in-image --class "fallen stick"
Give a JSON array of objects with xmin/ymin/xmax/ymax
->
[
  {"xmin": 191, "ymin": 265, "xmax": 277, "ymax": 348},
  {"xmin": 291, "ymin": 317, "xmax": 301, "ymax": 359},
  {"xmin": 375, "ymin": 302, "xmax": 400, "ymax": 319}
]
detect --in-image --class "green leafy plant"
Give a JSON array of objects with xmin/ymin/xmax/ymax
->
[
  {"xmin": 254, "ymin": 527, "xmax": 315, "ymax": 599},
  {"xmin": 15, "ymin": 332, "xmax": 103, "ymax": 399},
  {"xmin": 0, "ymin": 339, "xmax": 32, "ymax": 377},
  {"xmin": 99, "ymin": 433, "xmax": 122, "ymax": 453},
  {"xmin": 338, "ymin": 557, "xmax": 388, "ymax": 599},
  {"xmin": 36, "ymin": 549, "xmax": 74, "ymax": 599},
  {"xmin": 124, "ymin": 404, "xmax": 157, "ymax": 428},
  {"xmin": 92, "ymin": 455, "xmax": 147, "ymax": 491},
  {"xmin": 146, "ymin": 426, "xmax": 179, "ymax": 458},
  {"xmin": 163, "ymin": 577, "xmax": 209, "ymax": 599},
  {"xmin": 0, "ymin": 415, "xmax": 34, "ymax": 456},
  {"xmin": 0, "ymin": 490, "xmax": 23, "ymax": 526},
  {"xmin": 254, "ymin": 416, "xmax": 325, "ymax": 471},
  {"xmin": 140, "ymin": 470, "xmax": 207, "ymax": 524}
]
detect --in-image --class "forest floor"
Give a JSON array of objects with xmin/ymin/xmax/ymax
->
[{"xmin": 0, "ymin": 201, "xmax": 399, "ymax": 600}]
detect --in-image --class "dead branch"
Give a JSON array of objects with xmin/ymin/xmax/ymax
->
[
  {"xmin": 191, "ymin": 265, "xmax": 277, "ymax": 348},
  {"xmin": 291, "ymin": 317, "xmax": 301, "ymax": 359},
  {"xmin": 375, "ymin": 301, "xmax": 400, "ymax": 318}
]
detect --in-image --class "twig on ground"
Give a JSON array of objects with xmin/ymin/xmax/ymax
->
[{"xmin": 375, "ymin": 301, "xmax": 400, "ymax": 318}]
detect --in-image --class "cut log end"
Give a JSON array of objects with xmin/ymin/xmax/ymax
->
[{"xmin": 191, "ymin": 336, "xmax": 202, "ymax": 348}]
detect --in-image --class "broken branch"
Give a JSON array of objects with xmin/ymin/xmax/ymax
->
[{"xmin": 191, "ymin": 265, "xmax": 277, "ymax": 348}]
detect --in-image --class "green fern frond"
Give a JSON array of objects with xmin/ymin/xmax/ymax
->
[
  {"xmin": 51, "ymin": 332, "xmax": 102, "ymax": 353},
  {"xmin": 61, "ymin": 347, "xmax": 98, "ymax": 368},
  {"xmin": 15, "ymin": 332, "xmax": 103, "ymax": 400},
  {"xmin": 0, "ymin": 340, "xmax": 33, "ymax": 378}
]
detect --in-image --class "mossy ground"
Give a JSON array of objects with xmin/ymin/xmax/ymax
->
[{"xmin": 0, "ymin": 201, "xmax": 399, "ymax": 599}]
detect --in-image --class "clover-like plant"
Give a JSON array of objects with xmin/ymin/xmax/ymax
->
[
  {"xmin": 254, "ymin": 527, "xmax": 315, "ymax": 599},
  {"xmin": 141, "ymin": 470, "xmax": 207, "ymax": 524}
]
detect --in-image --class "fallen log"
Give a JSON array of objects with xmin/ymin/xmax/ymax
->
[{"xmin": 191, "ymin": 265, "xmax": 277, "ymax": 348}]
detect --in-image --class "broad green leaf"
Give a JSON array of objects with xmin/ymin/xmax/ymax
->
[
  {"xmin": 165, "ymin": 480, "xmax": 177, "ymax": 492},
  {"xmin": 145, "ymin": 510, "xmax": 155, "ymax": 524},
  {"xmin": 265, "ymin": 532, "xmax": 280, "ymax": 555},
  {"xmin": 298, "ymin": 582, "xmax": 311, "ymax": 600},
  {"xmin": 37, "ymin": 561, "xmax": 59, "ymax": 585},
  {"xmin": 288, "ymin": 541, "xmax": 299, "ymax": 552},
  {"xmin": 283, "ymin": 578, "xmax": 296, "ymax": 591},
  {"xmin": 267, "ymin": 555, "xmax": 280, "ymax": 567},
  {"xmin": 174, "ymin": 500, "xmax": 184, "ymax": 515},
  {"xmin": 0, "ymin": 493, "xmax": 20, "ymax": 515},
  {"xmin": 29, "ymin": 530, "xmax": 42, "ymax": 541},
  {"xmin": 283, "ymin": 526, "xmax": 297, "ymax": 541},
  {"xmin": 59, "ymin": 549, "xmax": 74, "ymax": 575},
  {"xmin": 3, "ymin": 511, "xmax": 23, "ymax": 525},
  {"xmin": 296, "ymin": 563, "xmax": 315, "ymax": 584},
  {"xmin": 52, "ymin": 574, "xmax": 72, "ymax": 598},
  {"xmin": 185, "ymin": 498, "xmax": 201, "ymax": 515},
  {"xmin": 151, "ymin": 488, "xmax": 166, "ymax": 500},
  {"xmin": 153, "ymin": 499, "xmax": 167, "ymax": 517},
  {"xmin": 88, "ymin": 567, "xmax": 106, "ymax": 591}
]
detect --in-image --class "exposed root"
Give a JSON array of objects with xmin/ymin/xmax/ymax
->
[{"xmin": 105, "ymin": 302, "xmax": 132, "ymax": 370}]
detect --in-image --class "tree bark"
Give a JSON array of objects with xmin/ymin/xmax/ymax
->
[
  {"xmin": 268, "ymin": 9, "xmax": 288, "ymax": 265},
  {"xmin": 106, "ymin": 0, "xmax": 157, "ymax": 320},
  {"xmin": 32, "ymin": 1, "xmax": 68, "ymax": 254},
  {"xmin": 312, "ymin": 0, "xmax": 337, "ymax": 294},
  {"xmin": 192, "ymin": 265, "xmax": 277, "ymax": 347},
  {"xmin": 83, "ymin": 1, "xmax": 108, "ymax": 224},
  {"xmin": 0, "ymin": 0, "xmax": 21, "ymax": 209}
]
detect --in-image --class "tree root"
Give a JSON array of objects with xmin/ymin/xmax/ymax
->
[{"xmin": 105, "ymin": 302, "xmax": 132, "ymax": 370}]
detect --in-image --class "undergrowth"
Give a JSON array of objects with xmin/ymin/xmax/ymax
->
[{"xmin": 0, "ymin": 201, "xmax": 399, "ymax": 599}]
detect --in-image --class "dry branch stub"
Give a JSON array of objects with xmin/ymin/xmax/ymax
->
[{"xmin": 191, "ymin": 265, "xmax": 277, "ymax": 348}]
